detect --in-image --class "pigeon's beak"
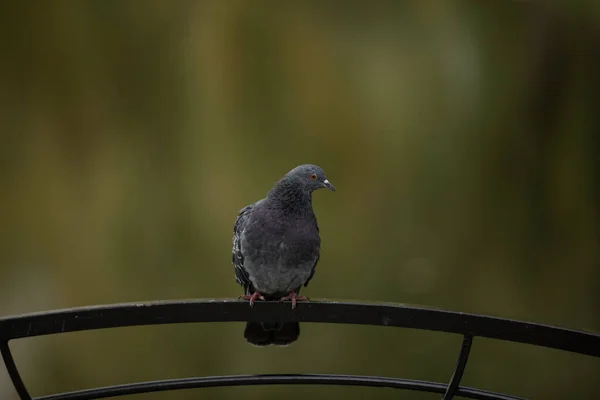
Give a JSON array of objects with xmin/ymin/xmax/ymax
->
[{"xmin": 323, "ymin": 179, "xmax": 336, "ymax": 192}]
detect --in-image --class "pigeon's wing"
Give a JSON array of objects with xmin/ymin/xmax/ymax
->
[{"xmin": 232, "ymin": 202, "xmax": 256, "ymax": 292}]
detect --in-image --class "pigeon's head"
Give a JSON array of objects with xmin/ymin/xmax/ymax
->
[{"xmin": 282, "ymin": 164, "xmax": 336, "ymax": 193}]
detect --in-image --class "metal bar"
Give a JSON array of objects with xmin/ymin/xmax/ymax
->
[
  {"xmin": 0, "ymin": 340, "xmax": 32, "ymax": 400},
  {"xmin": 0, "ymin": 300, "xmax": 598, "ymax": 358},
  {"xmin": 443, "ymin": 335, "xmax": 474, "ymax": 400},
  {"xmin": 33, "ymin": 374, "xmax": 526, "ymax": 400}
]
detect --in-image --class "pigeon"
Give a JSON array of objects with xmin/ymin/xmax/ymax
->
[{"xmin": 232, "ymin": 164, "xmax": 335, "ymax": 346}]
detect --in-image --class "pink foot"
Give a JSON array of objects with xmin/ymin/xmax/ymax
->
[
  {"xmin": 240, "ymin": 291, "xmax": 265, "ymax": 307},
  {"xmin": 280, "ymin": 291, "xmax": 309, "ymax": 309}
]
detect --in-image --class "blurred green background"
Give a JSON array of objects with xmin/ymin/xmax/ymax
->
[{"xmin": 1, "ymin": 1, "xmax": 599, "ymax": 399}]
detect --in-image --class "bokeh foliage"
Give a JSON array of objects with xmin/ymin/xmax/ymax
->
[{"xmin": 1, "ymin": 1, "xmax": 598, "ymax": 399}]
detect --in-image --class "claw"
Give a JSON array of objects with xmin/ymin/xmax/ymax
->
[
  {"xmin": 279, "ymin": 291, "xmax": 309, "ymax": 309},
  {"xmin": 240, "ymin": 291, "xmax": 265, "ymax": 307}
]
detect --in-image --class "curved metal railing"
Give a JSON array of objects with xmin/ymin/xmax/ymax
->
[{"xmin": 1, "ymin": 299, "xmax": 598, "ymax": 400}]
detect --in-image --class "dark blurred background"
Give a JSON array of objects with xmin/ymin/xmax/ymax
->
[{"xmin": 1, "ymin": 1, "xmax": 599, "ymax": 399}]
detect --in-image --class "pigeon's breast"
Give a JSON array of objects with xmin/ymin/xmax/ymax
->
[{"xmin": 242, "ymin": 219, "xmax": 320, "ymax": 295}]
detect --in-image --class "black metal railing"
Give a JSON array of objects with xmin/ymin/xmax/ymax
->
[{"xmin": 1, "ymin": 299, "xmax": 599, "ymax": 400}]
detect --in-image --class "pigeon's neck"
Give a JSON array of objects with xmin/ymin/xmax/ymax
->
[{"xmin": 267, "ymin": 182, "xmax": 313, "ymax": 214}]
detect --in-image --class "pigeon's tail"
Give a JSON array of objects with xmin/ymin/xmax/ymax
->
[{"xmin": 244, "ymin": 321, "xmax": 300, "ymax": 346}]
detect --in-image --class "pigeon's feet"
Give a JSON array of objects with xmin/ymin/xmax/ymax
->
[
  {"xmin": 280, "ymin": 291, "xmax": 309, "ymax": 309},
  {"xmin": 240, "ymin": 291, "xmax": 265, "ymax": 307}
]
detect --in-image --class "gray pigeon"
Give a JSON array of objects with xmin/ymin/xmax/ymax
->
[{"xmin": 232, "ymin": 164, "xmax": 335, "ymax": 346}]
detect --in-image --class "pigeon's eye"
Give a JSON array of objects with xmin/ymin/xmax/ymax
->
[{"xmin": 309, "ymin": 173, "xmax": 317, "ymax": 180}]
